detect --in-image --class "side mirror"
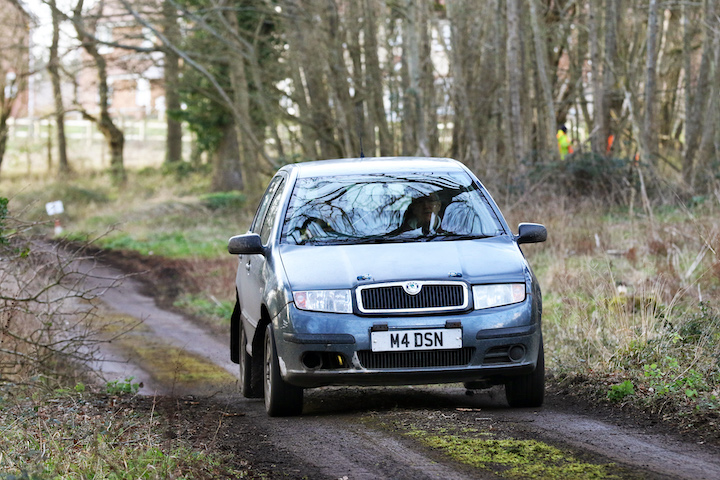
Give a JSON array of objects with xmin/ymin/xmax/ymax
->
[
  {"xmin": 516, "ymin": 223, "xmax": 547, "ymax": 245},
  {"xmin": 228, "ymin": 233, "xmax": 265, "ymax": 255}
]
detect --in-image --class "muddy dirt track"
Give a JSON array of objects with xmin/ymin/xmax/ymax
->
[{"xmin": 68, "ymin": 246, "xmax": 720, "ymax": 479}]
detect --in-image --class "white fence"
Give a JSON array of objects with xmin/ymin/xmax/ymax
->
[{"xmin": 6, "ymin": 117, "xmax": 187, "ymax": 143}]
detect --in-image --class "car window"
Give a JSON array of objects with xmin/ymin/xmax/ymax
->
[
  {"xmin": 250, "ymin": 176, "xmax": 283, "ymax": 233},
  {"xmin": 260, "ymin": 179, "xmax": 286, "ymax": 245},
  {"xmin": 281, "ymin": 172, "xmax": 505, "ymax": 245}
]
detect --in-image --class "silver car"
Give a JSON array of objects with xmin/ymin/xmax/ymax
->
[{"xmin": 229, "ymin": 157, "xmax": 547, "ymax": 416}]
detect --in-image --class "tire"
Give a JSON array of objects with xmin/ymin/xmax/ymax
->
[
  {"xmin": 505, "ymin": 342, "xmax": 545, "ymax": 408},
  {"xmin": 263, "ymin": 324, "xmax": 303, "ymax": 416},
  {"xmin": 239, "ymin": 327, "xmax": 262, "ymax": 398}
]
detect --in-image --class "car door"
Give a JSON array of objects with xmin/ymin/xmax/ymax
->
[{"xmin": 237, "ymin": 176, "xmax": 286, "ymax": 333}]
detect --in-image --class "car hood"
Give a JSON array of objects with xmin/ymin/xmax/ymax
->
[{"xmin": 278, "ymin": 236, "xmax": 529, "ymax": 291}]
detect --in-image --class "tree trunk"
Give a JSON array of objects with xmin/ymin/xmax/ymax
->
[
  {"xmin": 289, "ymin": 54, "xmax": 318, "ymax": 159},
  {"xmin": 528, "ymin": 0, "xmax": 559, "ymax": 161},
  {"xmin": 324, "ymin": 0, "xmax": 357, "ymax": 157},
  {"xmin": 683, "ymin": 0, "xmax": 717, "ymax": 185},
  {"xmin": 49, "ymin": 0, "xmax": 70, "ymax": 175},
  {"xmin": 696, "ymin": 11, "xmax": 720, "ymax": 185},
  {"xmin": 716, "ymin": 26, "xmax": 720, "ymax": 166},
  {"xmin": 400, "ymin": 41, "xmax": 415, "ymax": 155},
  {"xmin": 506, "ymin": 0, "xmax": 526, "ymax": 166},
  {"xmin": 588, "ymin": 0, "xmax": 604, "ymax": 155},
  {"xmin": 600, "ymin": 0, "xmax": 617, "ymax": 156},
  {"xmin": 72, "ymin": 0, "xmax": 125, "ymax": 184},
  {"xmin": 363, "ymin": 0, "xmax": 392, "ymax": 156},
  {"xmin": 211, "ymin": 122, "xmax": 243, "ymax": 192},
  {"xmin": 420, "ymin": 2, "xmax": 438, "ymax": 155},
  {"xmin": 347, "ymin": 0, "xmax": 369, "ymax": 156},
  {"xmin": 641, "ymin": 0, "xmax": 659, "ymax": 164},
  {"xmin": 404, "ymin": 0, "xmax": 429, "ymax": 156},
  {"xmin": 284, "ymin": 0, "xmax": 339, "ymax": 159},
  {"xmin": 224, "ymin": 9, "xmax": 256, "ymax": 194},
  {"xmin": 0, "ymin": 110, "xmax": 8, "ymax": 172},
  {"xmin": 447, "ymin": 0, "xmax": 481, "ymax": 166},
  {"xmin": 163, "ymin": 0, "xmax": 183, "ymax": 164}
]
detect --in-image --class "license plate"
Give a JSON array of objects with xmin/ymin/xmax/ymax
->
[{"xmin": 371, "ymin": 328, "xmax": 462, "ymax": 352}]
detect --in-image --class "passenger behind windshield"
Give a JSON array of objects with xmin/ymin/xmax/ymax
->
[{"xmin": 282, "ymin": 173, "xmax": 504, "ymax": 245}]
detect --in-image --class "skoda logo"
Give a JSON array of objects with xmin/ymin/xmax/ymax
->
[{"xmin": 403, "ymin": 281, "xmax": 422, "ymax": 295}]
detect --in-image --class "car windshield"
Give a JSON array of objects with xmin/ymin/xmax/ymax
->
[{"xmin": 281, "ymin": 172, "xmax": 505, "ymax": 245}]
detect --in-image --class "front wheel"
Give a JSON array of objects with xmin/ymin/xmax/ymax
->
[
  {"xmin": 505, "ymin": 342, "xmax": 545, "ymax": 408},
  {"xmin": 263, "ymin": 324, "xmax": 303, "ymax": 416}
]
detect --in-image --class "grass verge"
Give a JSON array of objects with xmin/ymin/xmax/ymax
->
[{"xmin": 0, "ymin": 385, "xmax": 254, "ymax": 479}]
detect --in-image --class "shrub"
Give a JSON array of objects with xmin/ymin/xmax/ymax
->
[
  {"xmin": 607, "ymin": 380, "xmax": 635, "ymax": 402},
  {"xmin": 200, "ymin": 191, "xmax": 247, "ymax": 211},
  {"xmin": 528, "ymin": 153, "xmax": 654, "ymax": 204}
]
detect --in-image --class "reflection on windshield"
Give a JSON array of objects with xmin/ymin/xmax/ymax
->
[{"xmin": 281, "ymin": 173, "xmax": 504, "ymax": 245}]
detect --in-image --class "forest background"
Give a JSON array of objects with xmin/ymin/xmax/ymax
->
[
  {"xmin": 1, "ymin": 0, "xmax": 720, "ymax": 456},
  {"xmin": 0, "ymin": 0, "xmax": 718, "ymax": 194}
]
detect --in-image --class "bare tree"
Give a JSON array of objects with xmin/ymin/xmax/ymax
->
[
  {"xmin": 588, "ymin": 0, "xmax": 604, "ymax": 155},
  {"xmin": 48, "ymin": 0, "xmax": 70, "ymax": 175},
  {"xmin": 600, "ymin": 0, "xmax": 617, "ymax": 156},
  {"xmin": 70, "ymin": 0, "xmax": 126, "ymax": 184},
  {"xmin": 506, "ymin": 0, "xmax": 526, "ymax": 166},
  {"xmin": 529, "ymin": 0, "xmax": 559, "ymax": 161},
  {"xmin": 641, "ymin": 0, "xmax": 659, "ymax": 164},
  {"xmin": 283, "ymin": 0, "xmax": 340, "ymax": 159},
  {"xmin": 447, "ymin": 0, "xmax": 481, "ymax": 167},
  {"xmin": 363, "ymin": 0, "xmax": 392, "ymax": 156},
  {"xmin": 163, "ymin": 0, "xmax": 183, "ymax": 165},
  {"xmin": 404, "ymin": 0, "xmax": 430, "ymax": 156},
  {"xmin": 1, "ymin": 206, "xmax": 128, "ymax": 383},
  {"xmin": 683, "ymin": 0, "xmax": 717, "ymax": 185}
]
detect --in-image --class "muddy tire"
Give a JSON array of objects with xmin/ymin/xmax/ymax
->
[
  {"xmin": 263, "ymin": 324, "xmax": 303, "ymax": 416},
  {"xmin": 505, "ymin": 342, "xmax": 545, "ymax": 408}
]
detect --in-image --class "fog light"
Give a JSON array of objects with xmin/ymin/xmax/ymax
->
[
  {"xmin": 302, "ymin": 352, "xmax": 323, "ymax": 369},
  {"xmin": 508, "ymin": 345, "xmax": 525, "ymax": 362}
]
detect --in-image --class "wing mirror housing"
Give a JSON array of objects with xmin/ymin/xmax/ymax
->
[
  {"xmin": 228, "ymin": 233, "xmax": 265, "ymax": 255},
  {"xmin": 516, "ymin": 223, "xmax": 547, "ymax": 245}
]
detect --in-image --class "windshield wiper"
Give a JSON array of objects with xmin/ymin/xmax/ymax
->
[
  {"xmin": 297, "ymin": 233, "xmax": 494, "ymax": 245},
  {"xmin": 427, "ymin": 233, "xmax": 495, "ymax": 241}
]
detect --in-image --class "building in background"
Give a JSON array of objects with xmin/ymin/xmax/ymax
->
[{"xmin": 74, "ymin": 1, "xmax": 166, "ymax": 120}]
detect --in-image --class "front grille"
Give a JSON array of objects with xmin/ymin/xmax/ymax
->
[
  {"xmin": 357, "ymin": 281, "xmax": 468, "ymax": 314},
  {"xmin": 358, "ymin": 347, "xmax": 475, "ymax": 369}
]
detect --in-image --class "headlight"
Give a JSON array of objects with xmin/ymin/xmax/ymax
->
[
  {"xmin": 472, "ymin": 284, "xmax": 526, "ymax": 310},
  {"xmin": 293, "ymin": 290, "xmax": 352, "ymax": 313}
]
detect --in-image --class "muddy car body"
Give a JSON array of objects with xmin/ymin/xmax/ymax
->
[{"xmin": 229, "ymin": 157, "xmax": 547, "ymax": 416}]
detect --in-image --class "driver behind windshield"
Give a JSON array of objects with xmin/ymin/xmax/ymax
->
[{"xmin": 396, "ymin": 193, "xmax": 443, "ymax": 235}]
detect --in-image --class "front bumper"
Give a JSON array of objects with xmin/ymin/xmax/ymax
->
[{"xmin": 272, "ymin": 299, "xmax": 542, "ymax": 389}]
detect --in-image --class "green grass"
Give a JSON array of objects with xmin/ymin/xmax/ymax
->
[
  {"xmin": 0, "ymin": 387, "xmax": 245, "ymax": 479},
  {"xmin": 416, "ymin": 435, "xmax": 618, "ymax": 479},
  {"xmin": 174, "ymin": 293, "xmax": 234, "ymax": 325},
  {"xmin": 4, "ymin": 167, "xmax": 253, "ymax": 259},
  {"xmin": 364, "ymin": 416, "xmax": 624, "ymax": 480}
]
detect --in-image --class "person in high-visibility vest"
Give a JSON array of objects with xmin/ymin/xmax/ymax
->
[{"xmin": 557, "ymin": 125, "xmax": 573, "ymax": 160}]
